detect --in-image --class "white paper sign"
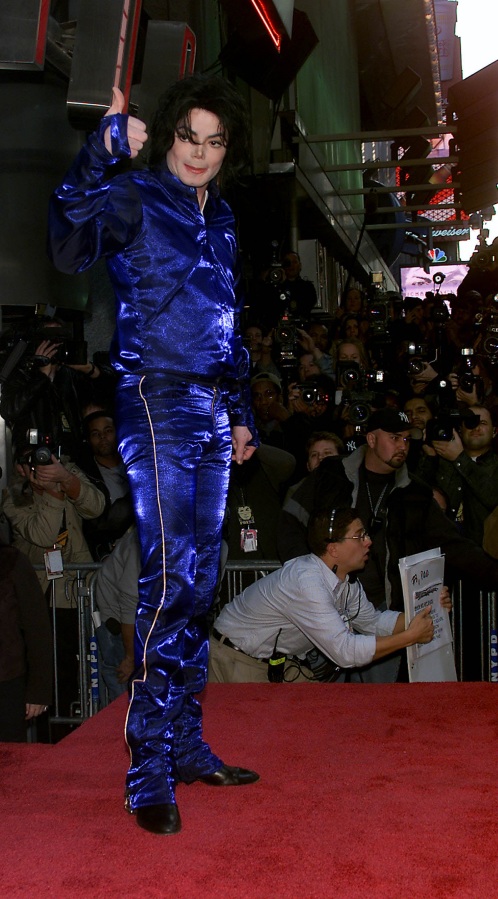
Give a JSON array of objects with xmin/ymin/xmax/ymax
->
[{"xmin": 399, "ymin": 548, "xmax": 457, "ymax": 682}]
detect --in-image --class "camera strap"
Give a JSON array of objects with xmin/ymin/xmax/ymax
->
[{"xmin": 365, "ymin": 481, "xmax": 389, "ymax": 532}]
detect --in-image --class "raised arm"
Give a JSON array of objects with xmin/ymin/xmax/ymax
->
[{"xmin": 48, "ymin": 88, "xmax": 148, "ymax": 275}]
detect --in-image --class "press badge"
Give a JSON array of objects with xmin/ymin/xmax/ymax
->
[
  {"xmin": 240, "ymin": 528, "xmax": 258, "ymax": 552},
  {"xmin": 44, "ymin": 548, "xmax": 64, "ymax": 579}
]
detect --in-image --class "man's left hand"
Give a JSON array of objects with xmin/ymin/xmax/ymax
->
[
  {"xmin": 432, "ymin": 430, "xmax": 464, "ymax": 461},
  {"xmin": 439, "ymin": 586, "xmax": 452, "ymax": 612},
  {"xmin": 231, "ymin": 426, "xmax": 257, "ymax": 465}
]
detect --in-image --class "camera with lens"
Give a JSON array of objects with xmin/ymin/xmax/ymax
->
[
  {"xmin": 295, "ymin": 382, "xmax": 330, "ymax": 406},
  {"xmin": 264, "ymin": 240, "xmax": 285, "ymax": 286},
  {"xmin": 365, "ymin": 274, "xmax": 403, "ymax": 343},
  {"xmin": 275, "ymin": 311, "xmax": 306, "ymax": 369},
  {"xmin": 468, "ymin": 237, "xmax": 498, "ymax": 273},
  {"xmin": 32, "ymin": 329, "xmax": 87, "ymax": 367},
  {"xmin": 424, "ymin": 380, "xmax": 480, "ymax": 444},
  {"xmin": 474, "ymin": 296, "xmax": 498, "ymax": 365},
  {"xmin": 20, "ymin": 429, "xmax": 61, "ymax": 466},
  {"xmin": 336, "ymin": 360, "xmax": 362, "ymax": 390},
  {"xmin": 339, "ymin": 369, "xmax": 386, "ymax": 427},
  {"xmin": 457, "ymin": 347, "xmax": 481, "ymax": 394},
  {"xmin": 367, "ymin": 298, "xmax": 392, "ymax": 338},
  {"xmin": 406, "ymin": 342, "xmax": 433, "ymax": 377}
]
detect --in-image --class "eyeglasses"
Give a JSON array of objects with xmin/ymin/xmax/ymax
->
[{"xmin": 338, "ymin": 530, "xmax": 370, "ymax": 542}]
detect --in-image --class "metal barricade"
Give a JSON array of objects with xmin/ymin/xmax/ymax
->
[
  {"xmin": 35, "ymin": 560, "xmax": 497, "ymax": 741},
  {"xmin": 452, "ymin": 582, "xmax": 498, "ymax": 681},
  {"xmin": 214, "ymin": 560, "xmax": 281, "ymax": 617},
  {"xmin": 34, "ymin": 562, "xmax": 101, "ymax": 736}
]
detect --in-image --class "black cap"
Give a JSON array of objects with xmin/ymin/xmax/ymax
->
[{"xmin": 367, "ymin": 408, "xmax": 411, "ymax": 434}]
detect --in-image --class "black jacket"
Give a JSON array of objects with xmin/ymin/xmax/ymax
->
[
  {"xmin": 0, "ymin": 361, "xmax": 117, "ymax": 460},
  {"xmin": 278, "ymin": 446, "xmax": 498, "ymax": 611}
]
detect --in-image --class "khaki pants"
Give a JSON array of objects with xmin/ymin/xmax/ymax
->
[{"xmin": 208, "ymin": 635, "xmax": 315, "ymax": 684}]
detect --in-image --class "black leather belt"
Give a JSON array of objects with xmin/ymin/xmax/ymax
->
[
  {"xmin": 212, "ymin": 628, "xmax": 313, "ymax": 673},
  {"xmin": 212, "ymin": 628, "xmax": 268, "ymax": 663}
]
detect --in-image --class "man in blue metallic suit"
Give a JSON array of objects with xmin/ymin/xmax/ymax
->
[{"xmin": 48, "ymin": 75, "xmax": 260, "ymax": 835}]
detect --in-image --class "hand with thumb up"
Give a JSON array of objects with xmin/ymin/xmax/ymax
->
[{"xmin": 103, "ymin": 87, "xmax": 148, "ymax": 159}]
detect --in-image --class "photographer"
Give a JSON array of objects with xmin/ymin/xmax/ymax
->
[
  {"xmin": 278, "ymin": 407, "xmax": 498, "ymax": 681},
  {"xmin": 416, "ymin": 406, "xmax": 498, "ymax": 546},
  {"xmin": 250, "ymin": 372, "xmax": 291, "ymax": 449},
  {"xmin": 2, "ymin": 451, "xmax": 105, "ymax": 719},
  {"xmin": 0, "ymin": 319, "xmax": 115, "ymax": 462},
  {"xmin": 209, "ymin": 506, "xmax": 451, "ymax": 684},
  {"xmin": 243, "ymin": 323, "xmax": 282, "ymax": 380},
  {"xmin": 389, "ymin": 296, "xmax": 426, "ymax": 348},
  {"xmin": 249, "ymin": 249, "xmax": 316, "ymax": 333},
  {"xmin": 279, "ymin": 251, "xmax": 317, "ymax": 320},
  {"xmin": 284, "ymin": 353, "xmax": 337, "ymax": 479},
  {"xmin": 296, "ymin": 328, "xmax": 335, "ymax": 381},
  {"xmin": 403, "ymin": 395, "xmax": 435, "ymax": 471},
  {"xmin": 332, "ymin": 340, "xmax": 384, "ymax": 448}
]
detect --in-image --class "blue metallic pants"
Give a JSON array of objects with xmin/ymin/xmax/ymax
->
[{"xmin": 115, "ymin": 373, "xmax": 232, "ymax": 809}]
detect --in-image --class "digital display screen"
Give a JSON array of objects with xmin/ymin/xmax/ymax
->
[{"xmin": 399, "ymin": 263, "xmax": 469, "ymax": 300}]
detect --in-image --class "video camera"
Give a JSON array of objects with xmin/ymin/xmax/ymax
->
[
  {"xmin": 365, "ymin": 272, "xmax": 403, "ymax": 346},
  {"xmin": 0, "ymin": 315, "xmax": 87, "ymax": 382},
  {"xmin": 336, "ymin": 361, "xmax": 386, "ymax": 427},
  {"xmin": 265, "ymin": 240, "xmax": 286, "ymax": 287},
  {"xmin": 32, "ymin": 329, "xmax": 87, "ymax": 367},
  {"xmin": 275, "ymin": 313, "xmax": 302, "ymax": 367},
  {"xmin": 425, "ymin": 380, "xmax": 480, "ymax": 444},
  {"xmin": 474, "ymin": 295, "xmax": 498, "ymax": 365},
  {"xmin": 468, "ymin": 236, "xmax": 498, "ymax": 273}
]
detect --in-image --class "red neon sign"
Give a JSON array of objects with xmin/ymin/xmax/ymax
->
[{"xmin": 249, "ymin": 0, "xmax": 282, "ymax": 51}]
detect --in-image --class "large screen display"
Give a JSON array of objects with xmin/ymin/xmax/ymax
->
[{"xmin": 399, "ymin": 263, "xmax": 469, "ymax": 300}]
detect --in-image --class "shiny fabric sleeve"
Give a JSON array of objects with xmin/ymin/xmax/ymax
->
[{"xmin": 47, "ymin": 114, "xmax": 143, "ymax": 274}]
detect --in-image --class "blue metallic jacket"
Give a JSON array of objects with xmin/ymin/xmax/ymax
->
[{"xmin": 48, "ymin": 114, "xmax": 256, "ymax": 434}]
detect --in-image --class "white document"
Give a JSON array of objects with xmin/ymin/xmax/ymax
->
[{"xmin": 399, "ymin": 548, "xmax": 457, "ymax": 682}]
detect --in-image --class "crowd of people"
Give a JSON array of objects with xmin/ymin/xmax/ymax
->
[{"xmin": 1, "ymin": 268, "xmax": 498, "ymax": 740}]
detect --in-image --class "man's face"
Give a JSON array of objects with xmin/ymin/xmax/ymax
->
[
  {"xmin": 88, "ymin": 417, "xmax": 118, "ymax": 458},
  {"xmin": 366, "ymin": 429, "xmax": 411, "ymax": 472},
  {"xmin": 461, "ymin": 408, "xmax": 494, "ymax": 456},
  {"xmin": 166, "ymin": 108, "xmax": 227, "ymax": 201},
  {"xmin": 251, "ymin": 381, "xmax": 280, "ymax": 422},
  {"xmin": 307, "ymin": 324, "xmax": 329, "ymax": 352},
  {"xmin": 404, "ymin": 398, "xmax": 432, "ymax": 430},
  {"xmin": 307, "ymin": 439, "xmax": 339, "ymax": 471},
  {"xmin": 334, "ymin": 517, "xmax": 372, "ymax": 572},
  {"xmin": 298, "ymin": 354, "xmax": 321, "ymax": 381},
  {"xmin": 282, "ymin": 253, "xmax": 301, "ymax": 280}
]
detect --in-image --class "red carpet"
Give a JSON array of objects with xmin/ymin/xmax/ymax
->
[{"xmin": 1, "ymin": 683, "xmax": 497, "ymax": 898}]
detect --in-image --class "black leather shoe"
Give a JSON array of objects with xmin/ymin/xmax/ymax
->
[
  {"xmin": 135, "ymin": 803, "xmax": 181, "ymax": 835},
  {"xmin": 197, "ymin": 764, "xmax": 260, "ymax": 786}
]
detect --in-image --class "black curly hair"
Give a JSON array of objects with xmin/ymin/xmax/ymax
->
[{"xmin": 148, "ymin": 73, "xmax": 250, "ymax": 189}]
